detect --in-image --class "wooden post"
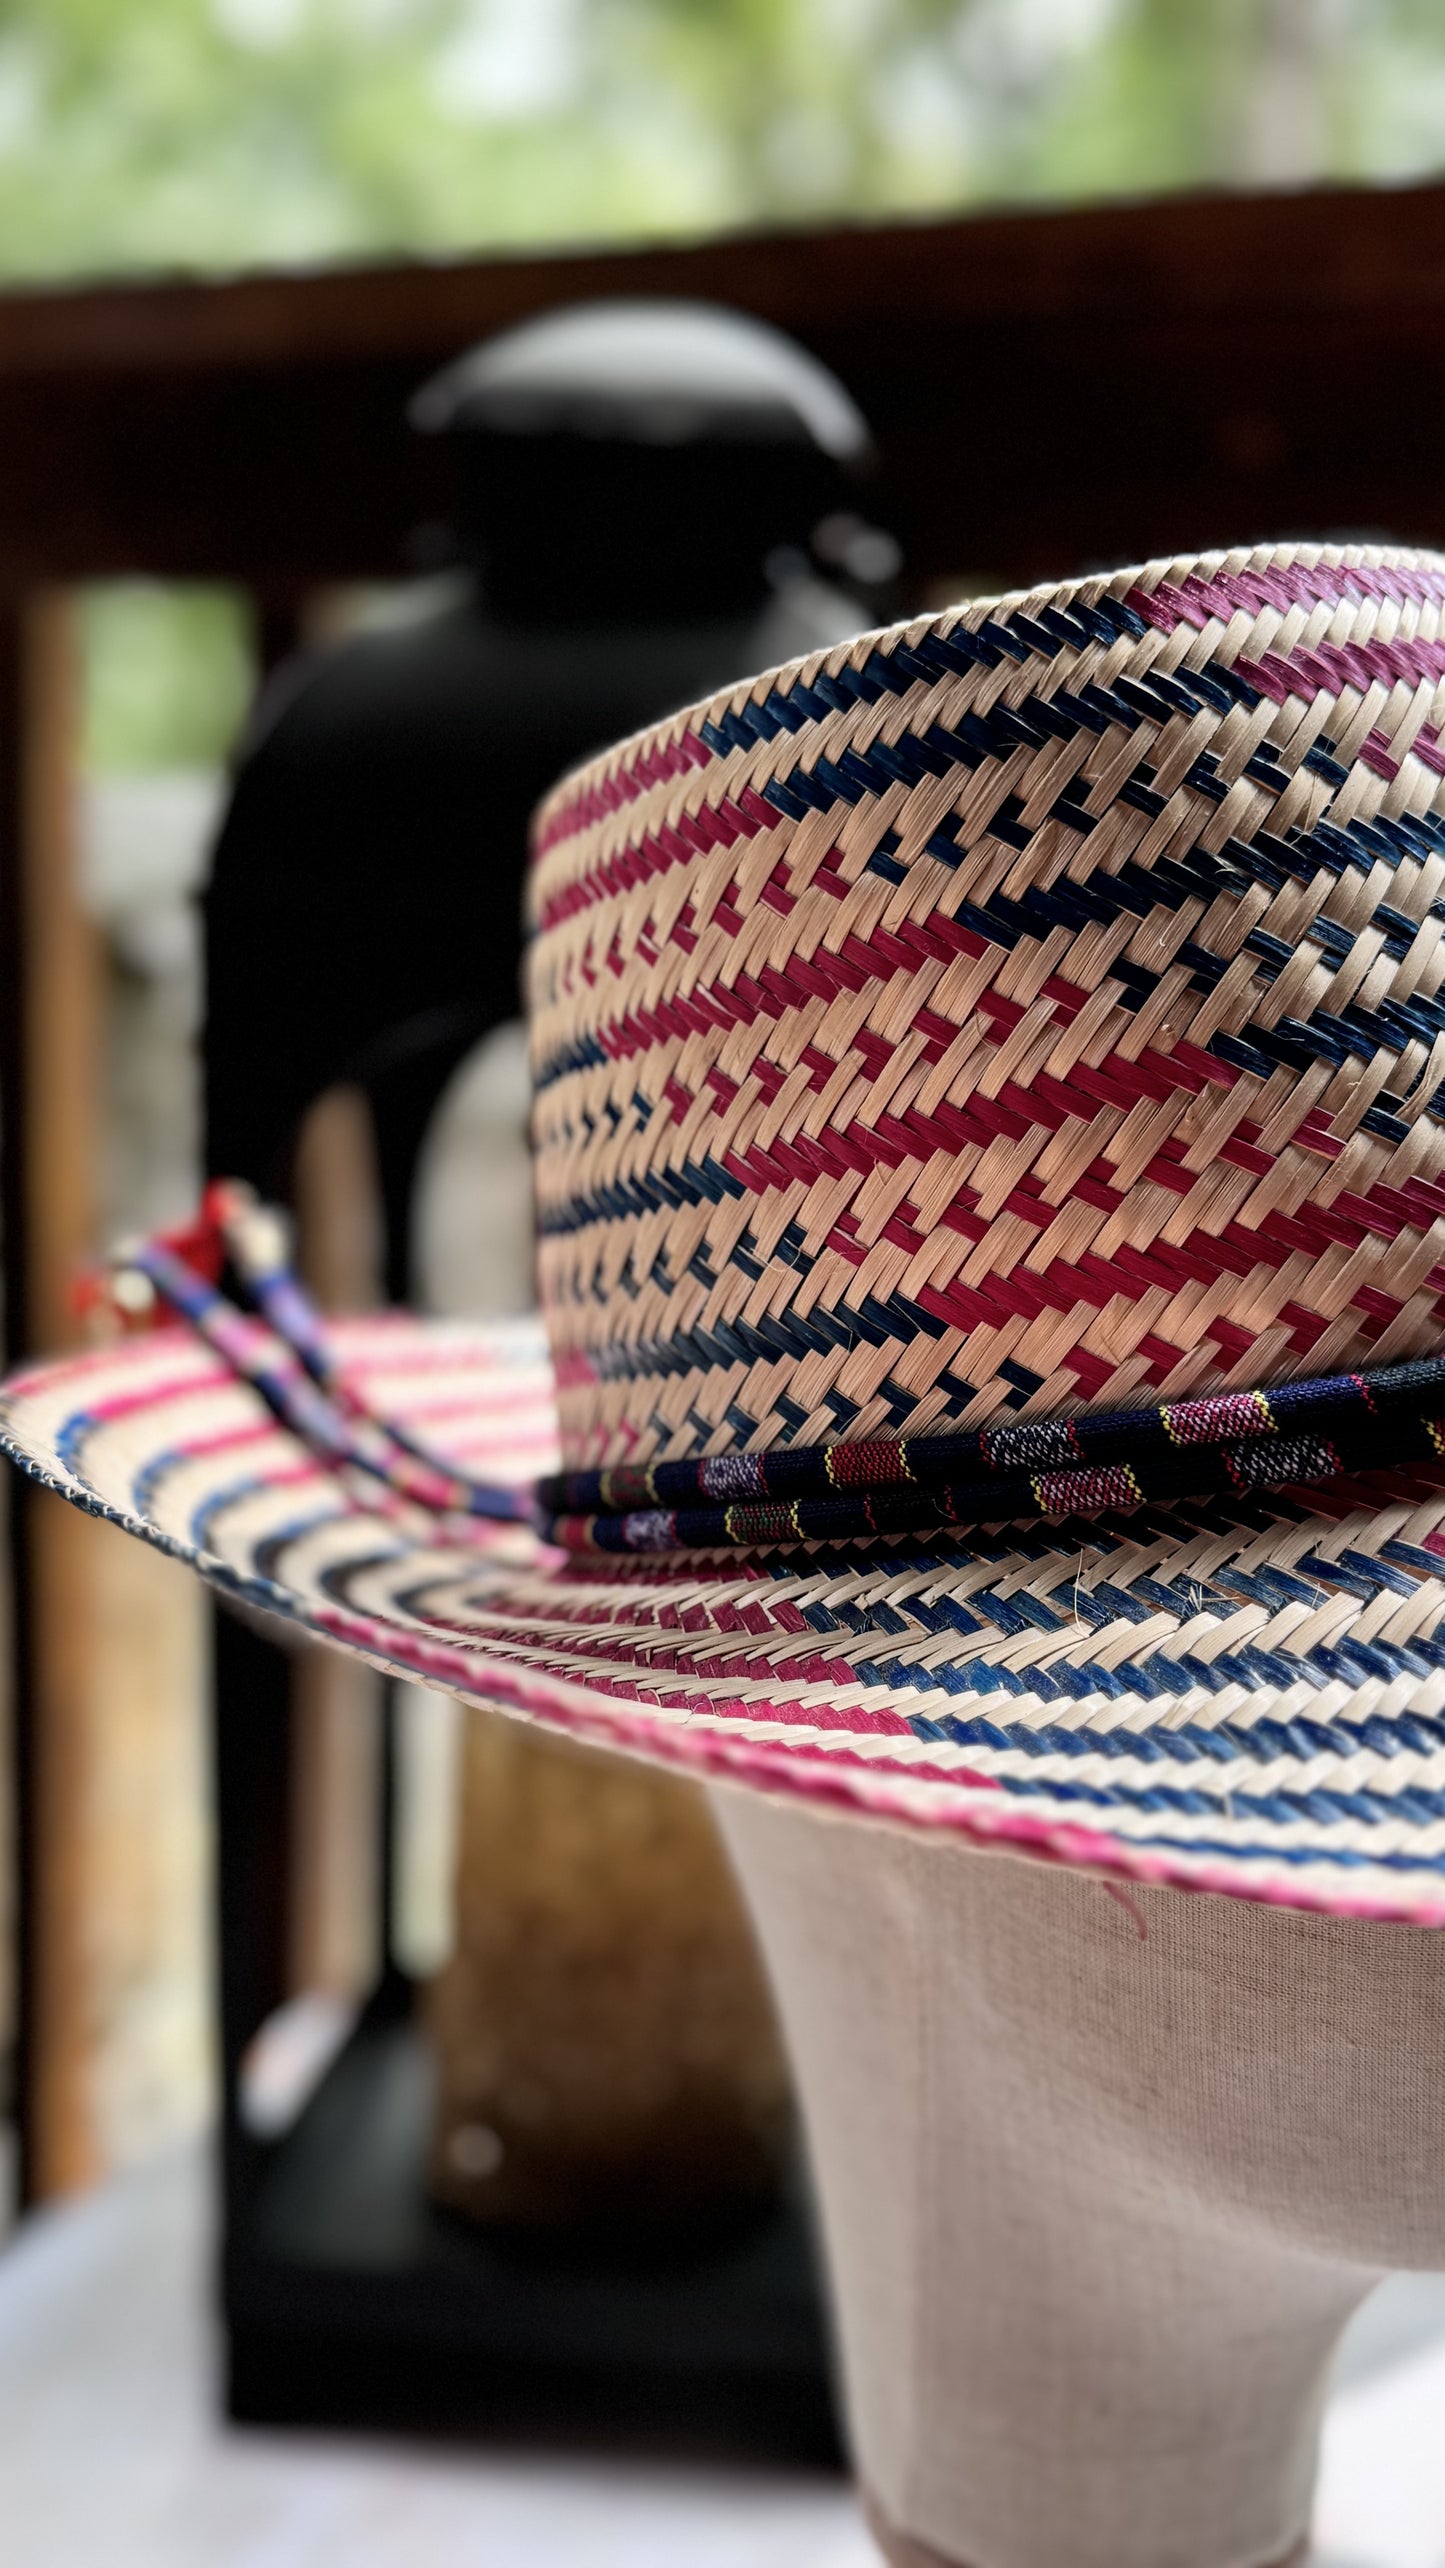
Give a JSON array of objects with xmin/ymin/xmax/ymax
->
[
  {"xmin": 287, "ymin": 1083, "xmax": 384, "ymax": 2001},
  {"xmin": 0, "ymin": 590, "xmax": 106, "ymax": 2200}
]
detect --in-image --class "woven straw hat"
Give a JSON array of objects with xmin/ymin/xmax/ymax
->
[{"xmin": 12, "ymin": 538, "xmax": 1445, "ymax": 1922}]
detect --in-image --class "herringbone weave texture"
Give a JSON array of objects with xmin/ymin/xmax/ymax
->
[{"xmin": 529, "ymin": 542, "xmax": 1445, "ymax": 1472}]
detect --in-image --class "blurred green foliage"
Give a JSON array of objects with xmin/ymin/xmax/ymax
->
[
  {"xmin": 0, "ymin": 0, "xmax": 1440, "ymax": 288},
  {"xmin": 54, "ymin": 0, "xmax": 1445, "ymax": 770},
  {"xmin": 82, "ymin": 584, "xmax": 255, "ymax": 773}
]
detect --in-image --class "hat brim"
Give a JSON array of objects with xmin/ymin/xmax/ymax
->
[{"xmin": 8, "ymin": 1316, "xmax": 1445, "ymax": 1926}]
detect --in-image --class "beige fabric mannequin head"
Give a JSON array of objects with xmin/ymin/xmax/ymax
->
[{"xmin": 717, "ymin": 1798, "xmax": 1445, "ymax": 2568}]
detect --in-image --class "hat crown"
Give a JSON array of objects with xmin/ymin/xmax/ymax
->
[{"xmin": 526, "ymin": 542, "xmax": 1445, "ymax": 1475}]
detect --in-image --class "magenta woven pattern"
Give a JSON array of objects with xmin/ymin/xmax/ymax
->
[{"xmin": 527, "ymin": 543, "xmax": 1445, "ymax": 1475}]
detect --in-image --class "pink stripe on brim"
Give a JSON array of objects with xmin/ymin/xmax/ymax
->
[{"xmin": 305, "ymin": 1593, "xmax": 1445, "ymax": 1930}]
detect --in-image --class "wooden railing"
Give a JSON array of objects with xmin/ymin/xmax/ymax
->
[{"xmin": 3, "ymin": 170, "xmax": 1445, "ymax": 2198}]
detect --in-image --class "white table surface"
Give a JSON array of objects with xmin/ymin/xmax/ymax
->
[{"xmin": 0, "ymin": 2141, "xmax": 1440, "ymax": 2567}]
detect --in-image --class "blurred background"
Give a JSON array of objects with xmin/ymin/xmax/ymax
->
[
  {"xmin": 1, "ymin": 3, "xmax": 1445, "ymax": 2561},
  {"xmin": 27, "ymin": 0, "xmax": 1445, "ymax": 2237}
]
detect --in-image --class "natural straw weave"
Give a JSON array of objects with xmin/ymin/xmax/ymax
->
[
  {"xmin": 529, "ymin": 540, "xmax": 1445, "ymax": 1470},
  {"xmin": 16, "ymin": 540, "xmax": 1445, "ymax": 1923}
]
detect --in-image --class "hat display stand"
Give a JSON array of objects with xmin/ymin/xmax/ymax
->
[{"xmin": 721, "ymin": 1793, "xmax": 1445, "ymax": 2568}]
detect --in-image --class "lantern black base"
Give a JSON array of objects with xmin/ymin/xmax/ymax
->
[{"xmin": 221, "ymin": 2007, "xmax": 844, "ymax": 2469}]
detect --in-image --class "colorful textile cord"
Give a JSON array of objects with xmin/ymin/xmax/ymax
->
[
  {"xmin": 540, "ymin": 1361, "xmax": 1445, "ymax": 1552},
  {"xmin": 100, "ymin": 1192, "xmax": 1445, "ymax": 1557},
  {"xmin": 115, "ymin": 1187, "xmax": 532, "ymax": 1530}
]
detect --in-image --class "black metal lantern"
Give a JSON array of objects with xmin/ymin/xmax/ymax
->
[{"xmin": 204, "ymin": 298, "xmax": 891, "ymax": 2453}]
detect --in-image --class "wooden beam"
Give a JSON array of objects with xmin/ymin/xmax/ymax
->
[
  {"xmin": 0, "ymin": 181, "xmax": 1430, "ymax": 584},
  {"xmin": 0, "ymin": 177, "xmax": 1436, "ymax": 382}
]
